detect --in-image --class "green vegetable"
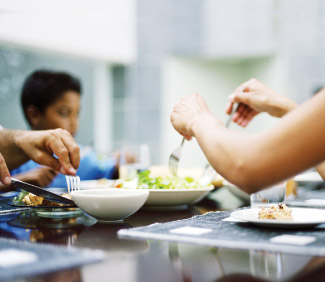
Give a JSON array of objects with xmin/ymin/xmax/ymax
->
[
  {"xmin": 136, "ymin": 170, "xmax": 211, "ymax": 190},
  {"xmin": 13, "ymin": 190, "xmax": 29, "ymax": 204}
]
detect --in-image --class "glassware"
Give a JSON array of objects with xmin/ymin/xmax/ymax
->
[{"xmin": 250, "ymin": 183, "xmax": 286, "ymax": 208}]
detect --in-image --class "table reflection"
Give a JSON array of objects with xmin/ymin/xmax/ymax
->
[{"xmin": 0, "ymin": 193, "xmax": 323, "ymax": 282}]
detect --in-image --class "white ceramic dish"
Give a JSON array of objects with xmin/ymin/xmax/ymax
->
[
  {"xmin": 79, "ymin": 180, "xmax": 214, "ymax": 206},
  {"xmin": 143, "ymin": 187, "xmax": 214, "ymax": 206},
  {"xmin": 71, "ymin": 189, "xmax": 149, "ymax": 222},
  {"xmin": 223, "ymin": 181, "xmax": 250, "ymax": 203},
  {"xmin": 294, "ymin": 171, "xmax": 323, "ymax": 182},
  {"xmin": 79, "ymin": 180, "xmax": 115, "ymax": 190},
  {"xmin": 231, "ymin": 207, "xmax": 325, "ymax": 228}
]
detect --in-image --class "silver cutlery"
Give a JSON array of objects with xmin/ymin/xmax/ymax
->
[
  {"xmin": 168, "ymin": 137, "xmax": 185, "ymax": 177},
  {"xmin": 65, "ymin": 175, "xmax": 80, "ymax": 194},
  {"xmin": 11, "ymin": 178, "xmax": 75, "ymax": 205}
]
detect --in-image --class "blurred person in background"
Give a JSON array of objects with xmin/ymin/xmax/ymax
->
[
  {"xmin": 170, "ymin": 78, "xmax": 325, "ymax": 193},
  {"xmin": 0, "ymin": 127, "xmax": 80, "ymax": 190},
  {"xmin": 10, "ymin": 70, "xmax": 132, "ymax": 188}
]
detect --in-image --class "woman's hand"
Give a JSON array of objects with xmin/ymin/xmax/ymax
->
[
  {"xmin": 13, "ymin": 167, "xmax": 58, "ymax": 187},
  {"xmin": 225, "ymin": 78, "xmax": 297, "ymax": 127},
  {"xmin": 171, "ymin": 93, "xmax": 219, "ymax": 139}
]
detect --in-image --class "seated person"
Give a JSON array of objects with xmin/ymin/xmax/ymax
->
[{"xmin": 10, "ymin": 70, "xmax": 127, "ymax": 188}]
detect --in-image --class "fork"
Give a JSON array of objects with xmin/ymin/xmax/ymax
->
[
  {"xmin": 168, "ymin": 242, "xmax": 192, "ymax": 280},
  {"xmin": 169, "ymin": 137, "xmax": 185, "ymax": 176},
  {"xmin": 65, "ymin": 175, "xmax": 80, "ymax": 194}
]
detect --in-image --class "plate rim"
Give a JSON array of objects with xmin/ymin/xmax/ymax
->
[{"xmin": 231, "ymin": 208, "xmax": 325, "ymax": 225}]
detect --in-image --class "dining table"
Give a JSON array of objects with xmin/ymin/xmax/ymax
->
[{"xmin": 1, "ymin": 183, "xmax": 325, "ymax": 282}]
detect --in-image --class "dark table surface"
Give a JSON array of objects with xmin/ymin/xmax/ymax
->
[{"xmin": 1, "ymin": 186, "xmax": 325, "ymax": 282}]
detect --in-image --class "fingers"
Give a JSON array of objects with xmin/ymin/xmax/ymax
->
[
  {"xmin": 60, "ymin": 132, "xmax": 80, "ymax": 173},
  {"xmin": 33, "ymin": 150, "xmax": 62, "ymax": 173},
  {"xmin": 242, "ymin": 111, "xmax": 258, "ymax": 127},
  {"xmin": 182, "ymin": 134, "xmax": 192, "ymax": 141},
  {"xmin": 236, "ymin": 106, "xmax": 251, "ymax": 127},
  {"xmin": 225, "ymin": 101, "xmax": 234, "ymax": 115},
  {"xmin": 0, "ymin": 153, "xmax": 11, "ymax": 185},
  {"xmin": 46, "ymin": 130, "xmax": 80, "ymax": 175},
  {"xmin": 232, "ymin": 103, "xmax": 246, "ymax": 122}
]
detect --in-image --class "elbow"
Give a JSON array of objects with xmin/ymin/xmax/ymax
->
[{"xmin": 226, "ymin": 158, "xmax": 264, "ymax": 194}]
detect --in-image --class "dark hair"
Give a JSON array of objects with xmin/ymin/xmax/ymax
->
[{"xmin": 21, "ymin": 70, "xmax": 81, "ymax": 124}]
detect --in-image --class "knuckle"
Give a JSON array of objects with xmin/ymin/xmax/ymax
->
[
  {"xmin": 59, "ymin": 147, "xmax": 69, "ymax": 156},
  {"xmin": 72, "ymin": 145, "xmax": 80, "ymax": 154},
  {"xmin": 33, "ymin": 151, "xmax": 43, "ymax": 161}
]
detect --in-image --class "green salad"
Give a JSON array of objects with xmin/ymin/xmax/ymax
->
[
  {"xmin": 115, "ymin": 170, "xmax": 213, "ymax": 190},
  {"xmin": 13, "ymin": 190, "xmax": 29, "ymax": 204}
]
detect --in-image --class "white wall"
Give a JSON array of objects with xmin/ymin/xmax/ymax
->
[
  {"xmin": 161, "ymin": 56, "xmax": 290, "ymax": 168},
  {"xmin": 0, "ymin": 0, "xmax": 136, "ymax": 63}
]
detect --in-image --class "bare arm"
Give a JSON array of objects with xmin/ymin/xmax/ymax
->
[
  {"xmin": 225, "ymin": 80, "xmax": 325, "ymax": 181},
  {"xmin": 171, "ymin": 92, "xmax": 325, "ymax": 193}
]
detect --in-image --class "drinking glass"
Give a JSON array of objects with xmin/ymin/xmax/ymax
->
[{"xmin": 250, "ymin": 183, "xmax": 286, "ymax": 208}]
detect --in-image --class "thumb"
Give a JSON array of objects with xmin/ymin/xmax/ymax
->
[
  {"xmin": 230, "ymin": 91, "xmax": 251, "ymax": 106},
  {"xmin": 0, "ymin": 153, "xmax": 11, "ymax": 185}
]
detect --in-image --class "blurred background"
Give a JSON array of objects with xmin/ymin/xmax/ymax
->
[{"xmin": 0, "ymin": 0, "xmax": 324, "ymax": 167}]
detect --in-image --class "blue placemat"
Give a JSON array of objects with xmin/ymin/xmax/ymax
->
[
  {"xmin": 0, "ymin": 238, "xmax": 104, "ymax": 281},
  {"xmin": 118, "ymin": 209, "xmax": 325, "ymax": 256},
  {"xmin": 0, "ymin": 198, "xmax": 30, "ymax": 215}
]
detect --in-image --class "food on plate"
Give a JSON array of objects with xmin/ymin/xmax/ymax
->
[
  {"xmin": 13, "ymin": 190, "xmax": 73, "ymax": 207},
  {"xmin": 113, "ymin": 170, "xmax": 213, "ymax": 190},
  {"xmin": 258, "ymin": 204, "xmax": 293, "ymax": 220}
]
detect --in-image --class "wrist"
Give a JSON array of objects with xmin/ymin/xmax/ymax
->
[
  {"xmin": 12, "ymin": 130, "xmax": 24, "ymax": 151},
  {"xmin": 191, "ymin": 114, "xmax": 222, "ymax": 137},
  {"xmin": 268, "ymin": 96, "xmax": 298, "ymax": 118}
]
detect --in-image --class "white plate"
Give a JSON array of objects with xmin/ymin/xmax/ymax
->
[
  {"xmin": 143, "ymin": 187, "xmax": 214, "ymax": 206},
  {"xmin": 231, "ymin": 208, "xmax": 325, "ymax": 228},
  {"xmin": 294, "ymin": 171, "xmax": 323, "ymax": 182},
  {"xmin": 79, "ymin": 180, "xmax": 115, "ymax": 190},
  {"xmin": 80, "ymin": 180, "xmax": 214, "ymax": 206},
  {"xmin": 223, "ymin": 181, "xmax": 250, "ymax": 203}
]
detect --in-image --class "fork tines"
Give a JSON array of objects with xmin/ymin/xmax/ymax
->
[
  {"xmin": 66, "ymin": 175, "xmax": 80, "ymax": 194},
  {"xmin": 169, "ymin": 137, "xmax": 185, "ymax": 177}
]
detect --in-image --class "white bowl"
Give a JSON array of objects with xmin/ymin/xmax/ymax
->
[{"xmin": 71, "ymin": 189, "xmax": 149, "ymax": 222}]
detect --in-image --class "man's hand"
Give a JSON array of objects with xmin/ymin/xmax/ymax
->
[
  {"xmin": 225, "ymin": 78, "xmax": 297, "ymax": 127},
  {"xmin": 0, "ymin": 153, "xmax": 11, "ymax": 185},
  {"xmin": 15, "ymin": 129, "xmax": 80, "ymax": 175},
  {"xmin": 171, "ymin": 93, "xmax": 220, "ymax": 139}
]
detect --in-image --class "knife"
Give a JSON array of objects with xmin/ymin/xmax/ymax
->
[{"xmin": 11, "ymin": 178, "xmax": 76, "ymax": 206}]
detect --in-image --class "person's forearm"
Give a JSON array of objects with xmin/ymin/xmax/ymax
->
[
  {"xmin": 0, "ymin": 130, "xmax": 29, "ymax": 170},
  {"xmin": 316, "ymin": 161, "xmax": 325, "ymax": 181},
  {"xmin": 192, "ymin": 116, "xmax": 266, "ymax": 193},
  {"xmin": 192, "ymin": 93, "xmax": 325, "ymax": 193},
  {"xmin": 270, "ymin": 96, "xmax": 298, "ymax": 117}
]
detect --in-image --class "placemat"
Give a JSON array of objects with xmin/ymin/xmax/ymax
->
[
  {"xmin": 118, "ymin": 209, "xmax": 325, "ymax": 256},
  {"xmin": 0, "ymin": 238, "xmax": 104, "ymax": 281},
  {"xmin": 0, "ymin": 198, "xmax": 30, "ymax": 215}
]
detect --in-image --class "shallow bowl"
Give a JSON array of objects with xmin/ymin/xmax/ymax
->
[{"xmin": 71, "ymin": 189, "xmax": 149, "ymax": 222}]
